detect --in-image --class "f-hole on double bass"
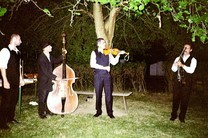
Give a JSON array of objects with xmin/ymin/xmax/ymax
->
[{"xmin": 47, "ymin": 33, "xmax": 78, "ymax": 115}]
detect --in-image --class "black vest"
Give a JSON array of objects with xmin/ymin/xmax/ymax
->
[
  {"xmin": 178, "ymin": 55, "xmax": 193, "ymax": 84},
  {"xmin": 94, "ymin": 49, "xmax": 109, "ymax": 66},
  {"xmin": 6, "ymin": 48, "xmax": 21, "ymax": 87}
]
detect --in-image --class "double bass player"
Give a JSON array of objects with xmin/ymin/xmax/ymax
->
[{"xmin": 37, "ymin": 42, "xmax": 66, "ymax": 119}]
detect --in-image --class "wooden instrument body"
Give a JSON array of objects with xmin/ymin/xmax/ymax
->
[
  {"xmin": 103, "ymin": 46, "xmax": 129, "ymax": 61},
  {"xmin": 47, "ymin": 33, "xmax": 78, "ymax": 114},
  {"xmin": 47, "ymin": 64, "xmax": 78, "ymax": 114}
]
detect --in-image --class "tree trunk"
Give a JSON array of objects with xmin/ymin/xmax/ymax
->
[
  {"xmin": 105, "ymin": 7, "xmax": 121, "ymax": 47},
  {"xmin": 93, "ymin": 3, "xmax": 121, "ymax": 47},
  {"xmin": 93, "ymin": 3, "xmax": 108, "ymax": 42}
]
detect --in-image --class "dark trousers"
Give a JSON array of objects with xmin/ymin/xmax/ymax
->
[
  {"xmin": 0, "ymin": 86, "xmax": 19, "ymax": 125},
  {"xmin": 94, "ymin": 70, "xmax": 113, "ymax": 115},
  {"xmin": 38, "ymin": 90, "xmax": 50, "ymax": 116},
  {"xmin": 171, "ymin": 81, "xmax": 192, "ymax": 121}
]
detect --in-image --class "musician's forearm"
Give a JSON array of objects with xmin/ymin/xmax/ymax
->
[
  {"xmin": 20, "ymin": 74, "xmax": 24, "ymax": 82},
  {"xmin": 0, "ymin": 68, "xmax": 9, "ymax": 83},
  {"xmin": 0, "ymin": 68, "xmax": 10, "ymax": 88}
]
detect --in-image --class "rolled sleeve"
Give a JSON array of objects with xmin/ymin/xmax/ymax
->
[
  {"xmin": 183, "ymin": 57, "xmax": 197, "ymax": 74},
  {"xmin": 0, "ymin": 48, "xmax": 10, "ymax": 69}
]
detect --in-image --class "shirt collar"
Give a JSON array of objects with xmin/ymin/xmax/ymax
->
[
  {"xmin": 8, "ymin": 44, "xmax": 19, "ymax": 53},
  {"xmin": 98, "ymin": 47, "xmax": 103, "ymax": 53},
  {"xmin": 43, "ymin": 51, "xmax": 50, "ymax": 56},
  {"xmin": 183, "ymin": 54, "xmax": 190, "ymax": 61},
  {"xmin": 183, "ymin": 54, "xmax": 190, "ymax": 58}
]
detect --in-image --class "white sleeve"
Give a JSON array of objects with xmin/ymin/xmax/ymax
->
[
  {"xmin": 90, "ymin": 51, "xmax": 108, "ymax": 70},
  {"xmin": 171, "ymin": 57, "xmax": 179, "ymax": 72},
  {"xmin": 109, "ymin": 54, "xmax": 120, "ymax": 65},
  {"xmin": 0, "ymin": 48, "xmax": 10, "ymax": 69},
  {"xmin": 183, "ymin": 57, "xmax": 197, "ymax": 74}
]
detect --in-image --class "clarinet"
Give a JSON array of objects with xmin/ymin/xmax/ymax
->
[{"xmin": 177, "ymin": 47, "xmax": 186, "ymax": 82}]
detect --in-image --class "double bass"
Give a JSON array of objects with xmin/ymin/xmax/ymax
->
[{"xmin": 47, "ymin": 33, "xmax": 78, "ymax": 115}]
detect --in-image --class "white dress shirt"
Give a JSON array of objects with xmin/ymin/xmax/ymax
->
[
  {"xmin": 43, "ymin": 52, "xmax": 50, "ymax": 62},
  {"xmin": 171, "ymin": 54, "xmax": 197, "ymax": 74},
  {"xmin": 90, "ymin": 48, "xmax": 120, "ymax": 72},
  {"xmin": 0, "ymin": 44, "xmax": 20, "ymax": 69}
]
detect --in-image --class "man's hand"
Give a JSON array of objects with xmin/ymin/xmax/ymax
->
[
  {"xmin": 119, "ymin": 50, "xmax": 126, "ymax": 55},
  {"xmin": 104, "ymin": 66, "xmax": 110, "ymax": 72},
  {"xmin": 62, "ymin": 48, "xmax": 67, "ymax": 54},
  {"xmin": 20, "ymin": 79, "xmax": 25, "ymax": 86},
  {"xmin": 176, "ymin": 61, "xmax": 184, "ymax": 68},
  {"xmin": 55, "ymin": 77, "xmax": 61, "ymax": 81},
  {"xmin": 3, "ymin": 81, "xmax": 10, "ymax": 89}
]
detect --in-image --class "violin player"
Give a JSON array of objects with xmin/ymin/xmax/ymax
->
[
  {"xmin": 90, "ymin": 38, "xmax": 125, "ymax": 119},
  {"xmin": 170, "ymin": 43, "xmax": 197, "ymax": 123}
]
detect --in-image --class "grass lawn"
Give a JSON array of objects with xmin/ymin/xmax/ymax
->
[{"xmin": 0, "ymin": 91, "xmax": 207, "ymax": 138}]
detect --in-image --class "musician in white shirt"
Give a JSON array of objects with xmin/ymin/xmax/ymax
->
[
  {"xmin": 170, "ymin": 44, "xmax": 197, "ymax": 123},
  {"xmin": 0, "ymin": 34, "xmax": 24, "ymax": 130},
  {"xmin": 90, "ymin": 38, "xmax": 125, "ymax": 119}
]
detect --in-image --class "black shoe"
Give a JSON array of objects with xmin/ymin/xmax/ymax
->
[
  {"xmin": 108, "ymin": 114, "xmax": 115, "ymax": 119},
  {"xmin": 170, "ymin": 117, "xmax": 176, "ymax": 121},
  {"xmin": 179, "ymin": 119, "xmax": 185, "ymax": 123},
  {"xmin": 7, "ymin": 119, "xmax": 20, "ymax": 124},
  {"xmin": 0, "ymin": 124, "xmax": 10, "ymax": 130},
  {"xmin": 39, "ymin": 114, "xmax": 47, "ymax": 119},
  {"xmin": 93, "ymin": 113, "xmax": 102, "ymax": 117},
  {"xmin": 47, "ymin": 112, "xmax": 55, "ymax": 116}
]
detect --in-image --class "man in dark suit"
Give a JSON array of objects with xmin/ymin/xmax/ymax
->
[{"xmin": 37, "ymin": 42, "xmax": 65, "ymax": 119}]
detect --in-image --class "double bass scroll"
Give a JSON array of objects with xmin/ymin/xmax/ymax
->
[{"xmin": 47, "ymin": 33, "xmax": 78, "ymax": 115}]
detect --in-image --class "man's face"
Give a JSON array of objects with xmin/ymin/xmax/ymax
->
[
  {"xmin": 98, "ymin": 40, "xmax": 106, "ymax": 49},
  {"xmin": 184, "ymin": 44, "xmax": 192, "ymax": 55},
  {"xmin": 44, "ymin": 45, "xmax": 52, "ymax": 52},
  {"xmin": 14, "ymin": 36, "xmax": 22, "ymax": 46}
]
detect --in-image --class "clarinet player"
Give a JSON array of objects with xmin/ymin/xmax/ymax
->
[{"xmin": 170, "ymin": 44, "xmax": 197, "ymax": 123}]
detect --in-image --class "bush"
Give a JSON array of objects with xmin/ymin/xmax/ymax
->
[{"xmin": 71, "ymin": 62, "xmax": 146, "ymax": 92}]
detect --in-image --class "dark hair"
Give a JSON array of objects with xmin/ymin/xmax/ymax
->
[
  {"xmin": 184, "ymin": 43, "xmax": 193, "ymax": 50},
  {"xmin": 96, "ymin": 38, "xmax": 104, "ymax": 46}
]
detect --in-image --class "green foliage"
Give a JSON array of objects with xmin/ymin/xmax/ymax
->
[
  {"xmin": 88, "ymin": 0, "xmax": 208, "ymax": 43},
  {"xmin": 0, "ymin": 0, "xmax": 15, "ymax": 17},
  {"xmin": 1, "ymin": 0, "xmax": 207, "ymax": 43},
  {"xmin": 43, "ymin": 8, "xmax": 54, "ymax": 17},
  {"xmin": 71, "ymin": 63, "xmax": 146, "ymax": 92},
  {"xmin": 112, "ymin": 62, "xmax": 146, "ymax": 92},
  {"xmin": 1, "ymin": 0, "xmax": 15, "ymax": 3},
  {"xmin": 172, "ymin": 0, "xmax": 208, "ymax": 43},
  {"xmin": 0, "ymin": 7, "xmax": 7, "ymax": 17}
]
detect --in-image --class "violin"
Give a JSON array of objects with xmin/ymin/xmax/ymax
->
[
  {"xmin": 103, "ymin": 46, "xmax": 130, "ymax": 61},
  {"xmin": 103, "ymin": 48, "xmax": 128, "ymax": 55}
]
